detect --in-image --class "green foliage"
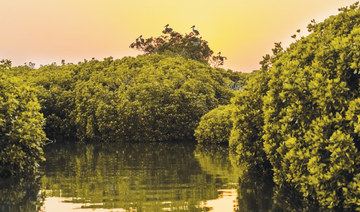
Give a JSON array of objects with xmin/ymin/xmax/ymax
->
[
  {"xmin": 3, "ymin": 62, "xmax": 78, "ymax": 140},
  {"xmin": 91, "ymin": 54, "xmax": 234, "ymax": 142},
  {"xmin": 194, "ymin": 105, "xmax": 234, "ymax": 144},
  {"xmin": 0, "ymin": 72, "xmax": 46, "ymax": 176},
  {"xmin": 261, "ymin": 2, "xmax": 360, "ymax": 209},
  {"xmin": 228, "ymin": 45, "xmax": 281, "ymax": 174},
  {"xmin": 130, "ymin": 25, "xmax": 227, "ymax": 67},
  {"xmin": 211, "ymin": 2, "xmax": 360, "ymax": 210},
  {"xmin": 6, "ymin": 54, "xmax": 237, "ymax": 142}
]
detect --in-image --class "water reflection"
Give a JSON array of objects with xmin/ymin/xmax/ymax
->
[
  {"xmin": 0, "ymin": 142, "xmax": 321, "ymax": 211},
  {"xmin": 40, "ymin": 142, "xmax": 239, "ymax": 211},
  {"xmin": 236, "ymin": 171, "xmax": 273, "ymax": 212},
  {"xmin": 194, "ymin": 145, "xmax": 240, "ymax": 211},
  {"xmin": 271, "ymin": 183, "xmax": 320, "ymax": 212},
  {"xmin": 194, "ymin": 144, "xmax": 241, "ymax": 184},
  {"xmin": 194, "ymin": 144, "xmax": 318, "ymax": 212},
  {"xmin": 0, "ymin": 175, "xmax": 44, "ymax": 212},
  {"xmin": 200, "ymin": 189, "xmax": 238, "ymax": 211}
]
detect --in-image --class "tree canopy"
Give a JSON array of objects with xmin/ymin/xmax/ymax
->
[
  {"xmin": 0, "ymin": 70, "xmax": 46, "ymax": 176},
  {"xmin": 194, "ymin": 105, "xmax": 234, "ymax": 144},
  {"xmin": 4, "ymin": 54, "xmax": 242, "ymax": 143},
  {"xmin": 221, "ymin": 2, "xmax": 360, "ymax": 210},
  {"xmin": 130, "ymin": 25, "xmax": 227, "ymax": 67}
]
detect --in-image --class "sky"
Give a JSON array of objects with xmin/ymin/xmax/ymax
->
[{"xmin": 0, "ymin": 0, "xmax": 358, "ymax": 72}]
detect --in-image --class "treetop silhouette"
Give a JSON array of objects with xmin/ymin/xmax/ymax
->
[{"xmin": 130, "ymin": 25, "xmax": 227, "ymax": 67}]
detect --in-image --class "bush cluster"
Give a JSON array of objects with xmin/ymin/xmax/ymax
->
[
  {"xmin": 195, "ymin": 2, "xmax": 360, "ymax": 210},
  {"xmin": 4, "ymin": 54, "xmax": 239, "ymax": 142},
  {"xmin": 262, "ymin": 4, "xmax": 360, "ymax": 209},
  {"xmin": 0, "ymin": 70, "xmax": 46, "ymax": 176},
  {"xmin": 194, "ymin": 105, "xmax": 234, "ymax": 144}
]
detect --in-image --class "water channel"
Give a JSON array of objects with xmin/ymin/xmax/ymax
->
[{"xmin": 0, "ymin": 141, "xmax": 299, "ymax": 212}]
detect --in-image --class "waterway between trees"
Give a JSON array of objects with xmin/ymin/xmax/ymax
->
[{"xmin": 0, "ymin": 141, "xmax": 301, "ymax": 212}]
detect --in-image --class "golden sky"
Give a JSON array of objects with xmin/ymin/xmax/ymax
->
[{"xmin": 0, "ymin": 0, "xmax": 358, "ymax": 72}]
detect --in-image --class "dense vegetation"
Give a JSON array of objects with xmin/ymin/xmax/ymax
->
[
  {"xmin": 193, "ymin": 2, "xmax": 360, "ymax": 210},
  {"xmin": 262, "ymin": 4, "xmax": 360, "ymax": 209},
  {"xmin": 130, "ymin": 24, "xmax": 227, "ymax": 67},
  {"xmin": 194, "ymin": 105, "xmax": 234, "ymax": 144},
  {"xmin": 0, "ymin": 61, "xmax": 46, "ymax": 176},
  {"xmin": 4, "ymin": 55, "xmax": 240, "ymax": 143},
  {"xmin": 229, "ymin": 69, "xmax": 271, "ymax": 174},
  {"xmin": 2, "ymin": 2, "xmax": 360, "ymax": 210},
  {"xmin": 0, "ymin": 27, "xmax": 244, "ymax": 177}
]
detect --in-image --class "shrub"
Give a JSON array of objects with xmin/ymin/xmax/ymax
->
[
  {"xmin": 0, "ymin": 72, "xmax": 46, "ymax": 176},
  {"xmin": 194, "ymin": 105, "xmax": 234, "ymax": 144},
  {"xmin": 262, "ymin": 3, "xmax": 360, "ymax": 209}
]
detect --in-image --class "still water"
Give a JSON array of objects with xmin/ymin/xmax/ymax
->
[
  {"xmin": 0, "ymin": 142, "xmax": 285, "ymax": 212},
  {"xmin": 41, "ymin": 142, "xmax": 241, "ymax": 212}
]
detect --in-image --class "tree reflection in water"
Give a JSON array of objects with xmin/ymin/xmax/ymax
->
[
  {"xmin": 0, "ymin": 175, "xmax": 44, "ymax": 212},
  {"xmin": 195, "ymin": 144, "xmax": 320, "ymax": 212},
  {"xmin": 0, "ymin": 142, "xmax": 322, "ymax": 211},
  {"xmin": 195, "ymin": 145, "xmax": 240, "ymax": 211},
  {"xmin": 40, "ymin": 142, "xmax": 237, "ymax": 211},
  {"xmin": 231, "ymin": 151, "xmax": 320, "ymax": 212}
]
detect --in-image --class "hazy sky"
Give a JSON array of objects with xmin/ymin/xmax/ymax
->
[{"xmin": 0, "ymin": 0, "xmax": 358, "ymax": 72}]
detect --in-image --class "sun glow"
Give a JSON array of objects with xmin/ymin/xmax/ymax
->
[{"xmin": 0, "ymin": 0, "xmax": 358, "ymax": 72}]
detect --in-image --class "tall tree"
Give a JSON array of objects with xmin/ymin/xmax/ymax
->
[{"xmin": 130, "ymin": 25, "xmax": 226, "ymax": 67}]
